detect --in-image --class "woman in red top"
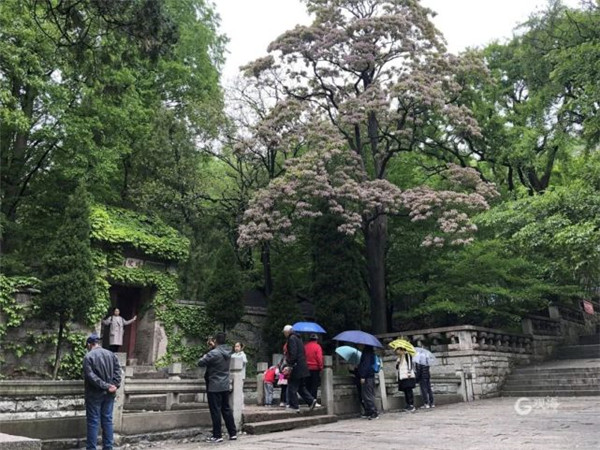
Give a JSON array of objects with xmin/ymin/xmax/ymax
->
[{"xmin": 304, "ymin": 334, "xmax": 324, "ymax": 399}]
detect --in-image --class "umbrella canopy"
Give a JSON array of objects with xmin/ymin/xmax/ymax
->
[
  {"xmin": 333, "ymin": 330, "xmax": 383, "ymax": 348},
  {"xmin": 335, "ymin": 346, "xmax": 362, "ymax": 365},
  {"xmin": 292, "ymin": 321, "xmax": 327, "ymax": 334},
  {"xmin": 388, "ymin": 338, "xmax": 416, "ymax": 356},
  {"xmin": 413, "ymin": 347, "xmax": 438, "ymax": 366}
]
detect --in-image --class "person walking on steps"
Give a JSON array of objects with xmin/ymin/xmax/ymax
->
[{"xmin": 282, "ymin": 325, "xmax": 321, "ymax": 413}]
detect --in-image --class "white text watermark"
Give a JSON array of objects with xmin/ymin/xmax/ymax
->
[{"xmin": 514, "ymin": 397, "xmax": 560, "ymax": 416}]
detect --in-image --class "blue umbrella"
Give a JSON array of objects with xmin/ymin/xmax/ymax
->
[
  {"xmin": 333, "ymin": 330, "xmax": 383, "ymax": 348},
  {"xmin": 292, "ymin": 321, "xmax": 327, "ymax": 334},
  {"xmin": 335, "ymin": 346, "xmax": 362, "ymax": 365}
]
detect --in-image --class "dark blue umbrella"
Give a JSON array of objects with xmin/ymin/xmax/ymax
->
[
  {"xmin": 333, "ymin": 330, "xmax": 383, "ymax": 348},
  {"xmin": 292, "ymin": 321, "xmax": 327, "ymax": 334}
]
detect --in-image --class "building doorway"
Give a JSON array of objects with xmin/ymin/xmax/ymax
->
[{"xmin": 104, "ymin": 286, "xmax": 141, "ymax": 361}]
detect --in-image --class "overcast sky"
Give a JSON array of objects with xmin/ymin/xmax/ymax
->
[{"xmin": 214, "ymin": 0, "xmax": 581, "ymax": 85}]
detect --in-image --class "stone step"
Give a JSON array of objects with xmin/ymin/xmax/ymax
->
[
  {"xmin": 242, "ymin": 415, "xmax": 337, "ymax": 435},
  {"xmin": 579, "ymin": 334, "xmax": 600, "ymax": 346},
  {"xmin": 171, "ymin": 402, "xmax": 206, "ymax": 411},
  {"xmin": 504, "ymin": 379, "xmax": 600, "ymax": 388},
  {"xmin": 507, "ymin": 374, "xmax": 600, "ymax": 383},
  {"xmin": 556, "ymin": 344, "xmax": 600, "ymax": 358},
  {"xmin": 502, "ymin": 383, "xmax": 600, "ymax": 391},
  {"xmin": 512, "ymin": 367, "xmax": 600, "ymax": 375},
  {"xmin": 242, "ymin": 408, "xmax": 325, "ymax": 423},
  {"xmin": 0, "ymin": 433, "xmax": 41, "ymax": 450},
  {"xmin": 502, "ymin": 388, "xmax": 600, "ymax": 397},
  {"xmin": 555, "ymin": 352, "xmax": 600, "ymax": 360}
]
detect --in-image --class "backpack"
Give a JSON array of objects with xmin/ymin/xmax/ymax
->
[{"xmin": 372, "ymin": 355, "xmax": 382, "ymax": 374}]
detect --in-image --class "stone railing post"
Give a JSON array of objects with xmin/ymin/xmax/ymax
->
[
  {"xmin": 548, "ymin": 305, "xmax": 560, "ymax": 319},
  {"xmin": 256, "ymin": 362, "xmax": 268, "ymax": 406},
  {"xmin": 455, "ymin": 368, "xmax": 468, "ymax": 402},
  {"xmin": 522, "ymin": 318, "xmax": 534, "ymax": 335},
  {"xmin": 113, "ymin": 353, "xmax": 126, "ymax": 433},
  {"xmin": 321, "ymin": 355, "xmax": 334, "ymax": 415},
  {"xmin": 377, "ymin": 363, "xmax": 388, "ymax": 412},
  {"xmin": 230, "ymin": 356, "xmax": 244, "ymax": 429}
]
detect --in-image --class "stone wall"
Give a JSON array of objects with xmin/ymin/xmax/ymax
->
[
  {"xmin": 0, "ymin": 381, "xmax": 84, "ymax": 422},
  {"xmin": 228, "ymin": 306, "xmax": 269, "ymax": 367}
]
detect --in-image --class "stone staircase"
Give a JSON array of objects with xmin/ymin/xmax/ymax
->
[
  {"xmin": 502, "ymin": 334, "xmax": 600, "ymax": 397},
  {"xmin": 242, "ymin": 406, "xmax": 337, "ymax": 435}
]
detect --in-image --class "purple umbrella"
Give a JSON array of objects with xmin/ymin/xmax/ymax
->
[{"xmin": 333, "ymin": 330, "xmax": 383, "ymax": 348}]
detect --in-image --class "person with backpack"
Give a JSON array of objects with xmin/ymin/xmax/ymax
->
[
  {"xmin": 395, "ymin": 347, "xmax": 416, "ymax": 412},
  {"xmin": 356, "ymin": 345, "xmax": 378, "ymax": 420}
]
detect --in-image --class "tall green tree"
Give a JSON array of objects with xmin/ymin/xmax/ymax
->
[
  {"xmin": 39, "ymin": 183, "xmax": 95, "ymax": 379},
  {"xmin": 204, "ymin": 244, "xmax": 244, "ymax": 332}
]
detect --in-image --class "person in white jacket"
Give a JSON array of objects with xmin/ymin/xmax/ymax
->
[
  {"xmin": 396, "ymin": 348, "xmax": 416, "ymax": 412},
  {"xmin": 102, "ymin": 308, "xmax": 136, "ymax": 352}
]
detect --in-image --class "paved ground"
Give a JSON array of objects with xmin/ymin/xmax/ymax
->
[{"xmin": 123, "ymin": 397, "xmax": 600, "ymax": 450}]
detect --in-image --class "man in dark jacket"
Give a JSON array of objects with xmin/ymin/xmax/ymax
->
[
  {"xmin": 198, "ymin": 332, "xmax": 237, "ymax": 443},
  {"xmin": 415, "ymin": 362, "xmax": 434, "ymax": 408},
  {"xmin": 357, "ymin": 345, "xmax": 378, "ymax": 420},
  {"xmin": 83, "ymin": 333, "xmax": 122, "ymax": 450},
  {"xmin": 283, "ymin": 325, "xmax": 319, "ymax": 412}
]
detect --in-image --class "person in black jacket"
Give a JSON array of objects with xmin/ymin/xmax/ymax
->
[
  {"xmin": 283, "ymin": 325, "xmax": 320, "ymax": 412},
  {"xmin": 356, "ymin": 345, "xmax": 378, "ymax": 420},
  {"xmin": 198, "ymin": 332, "xmax": 237, "ymax": 443},
  {"xmin": 415, "ymin": 362, "xmax": 434, "ymax": 408}
]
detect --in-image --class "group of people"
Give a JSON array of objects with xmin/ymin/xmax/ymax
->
[
  {"xmin": 352, "ymin": 345, "xmax": 435, "ymax": 421},
  {"xmin": 82, "ymin": 315, "xmax": 434, "ymax": 449},
  {"xmin": 263, "ymin": 326, "xmax": 323, "ymax": 409}
]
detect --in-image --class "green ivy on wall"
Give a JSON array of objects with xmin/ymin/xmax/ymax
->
[
  {"xmin": 90, "ymin": 205, "xmax": 190, "ymax": 261},
  {"xmin": 0, "ymin": 275, "xmax": 40, "ymax": 340}
]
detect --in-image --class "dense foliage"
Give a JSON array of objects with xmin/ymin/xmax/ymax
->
[{"xmin": 1, "ymin": 0, "xmax": 599, "ymax": 373}]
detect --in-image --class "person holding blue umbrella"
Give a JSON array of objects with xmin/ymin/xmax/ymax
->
[
  {"xmin": 356, "ymin": 345, "xmax": 379, "ymax": 420},
  {"xmin": 283, "ymin": 325, "xmax": 320, "ymax": 412}
]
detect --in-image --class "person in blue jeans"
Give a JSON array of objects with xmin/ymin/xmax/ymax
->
[{"xmin": 83, "ymin": 333, "xmax": 122, "ymax": 450}]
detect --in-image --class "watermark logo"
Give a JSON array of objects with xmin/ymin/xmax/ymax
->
[{"xmin": 514, "ymin": 397, "xmax": 560, "ymax": 416}]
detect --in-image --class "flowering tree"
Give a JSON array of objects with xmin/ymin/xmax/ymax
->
[{"xmin": 237, "ymin": 0, "xmax": 498, "ymax": 333}]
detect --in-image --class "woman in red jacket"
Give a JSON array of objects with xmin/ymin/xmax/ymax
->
[{"xmin": 304, "ymin": 334, "xmax": 324, "ymax": 400}]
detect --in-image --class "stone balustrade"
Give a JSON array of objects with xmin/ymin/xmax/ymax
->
[
  {"xmin": 377, "ymin": 325, "xmax": 533, "ymax": 355},
  {"xmin": 522, "ymin": 315, "xmax": 561, "ymax": 336}
]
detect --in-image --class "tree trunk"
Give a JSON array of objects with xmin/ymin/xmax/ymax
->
[
  {"xmin": 364, "ymin": 214, "xmax": 388, "ymax": 334},
  {"xmin": 261, "ymin": 242, "xmax": 273, "ymax": 297},
  {"xmin": 52, "ymin": 319, "xmax": 65, "ymax": 380}
]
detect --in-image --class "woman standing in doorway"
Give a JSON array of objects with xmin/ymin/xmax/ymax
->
[{"xmin": 102, "ymin": 308, "xmax": 136, "ymax": 352}]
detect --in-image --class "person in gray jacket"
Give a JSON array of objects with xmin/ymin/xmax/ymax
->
[
  {"xmin": 198, "ymin": 332, "xmax": 237, "ymax": 443},
  {"xmin": 83, "ymin": 333, "xmax": 121, "ymax": 450}
]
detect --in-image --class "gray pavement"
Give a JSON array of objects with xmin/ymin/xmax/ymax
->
[{"xmin": 124, "ymin": 396, "xmax": 600, "ymax": 450}]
